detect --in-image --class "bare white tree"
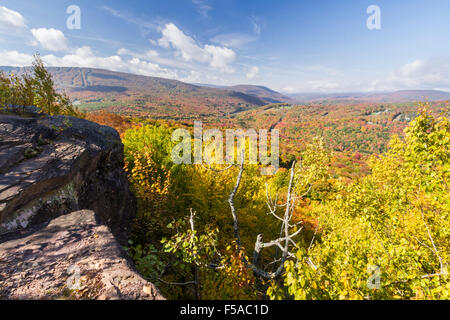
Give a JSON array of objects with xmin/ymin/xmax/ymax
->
[{"xmin": 225, "ymin": 153, "xmax": 308, "ymax": 279}]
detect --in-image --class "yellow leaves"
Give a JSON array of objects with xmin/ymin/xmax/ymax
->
[
  {"xmin": 338, "ymin": 291, "xmax": 348, "ymax": 300},
  {"xmin": 124, "ymin": 104, "xmax": 449, "ymax": 300},
  {"xmin": 127, "ymin": 150, "xmax": 171, "ymax": 197}
]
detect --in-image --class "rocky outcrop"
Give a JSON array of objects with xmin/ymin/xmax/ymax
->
[
  {"xmin": 0, "ymin": 109, "xmax": 163, "ymax": 300},
  {"xmin": 0, "ymin": 210, "xmax": 163, "ymax": 300},
  {"xmin": 0, "ymin": 110, "xmax": 135, "ymax": 243}
]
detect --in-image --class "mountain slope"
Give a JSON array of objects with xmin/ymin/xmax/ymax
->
[
  {"xmin": 0, "ymin": 66, "xmax": 268, "ymax": 119},
  {"xmin": 193, "ymin": 83, "xmax": 294, "ymax": 104},
  {"xmin": 225, "ymin": 85, "xmax": 294, "ymax": 104}
]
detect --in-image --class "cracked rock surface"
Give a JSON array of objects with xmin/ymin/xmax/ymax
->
[
  {"xmin": 0, "ymin": 210, "xmax": 164, "ymax": 300},
  {"xmin": 0, "ymin": 112, "xmax": 135, "ymax": 243}
]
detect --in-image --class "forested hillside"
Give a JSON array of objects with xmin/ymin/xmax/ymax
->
[
  {"xmin": 0, "ymin": 66, "xmax": 270, "ymax": 119},
  {"xmin": 116, "ymin": 106, "xmax": 449, "ymax": 300}
]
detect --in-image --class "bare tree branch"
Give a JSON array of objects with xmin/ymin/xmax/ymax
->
[
  {"xmin": 308, "ymin": 218, "xmax": 320, "ymax": 252},
  {"xmin": 225, "ymin": 156, "xmax": 306, "ymax": 279},
  {"xmin": 228, "ymin": 152, "xmax": 246, "ymax": 249}
]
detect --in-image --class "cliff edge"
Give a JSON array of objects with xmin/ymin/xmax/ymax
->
[{"xmin": 0, "ymin": 109, "xmax": 163, "ymax": 300}]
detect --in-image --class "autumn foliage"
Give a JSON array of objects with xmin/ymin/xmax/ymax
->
[{"xmin": 119, "ymin": 105, "xmax": 448, "ymax": 300}]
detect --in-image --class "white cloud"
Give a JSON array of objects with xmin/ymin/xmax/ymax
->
[
  {"xmin": 117, "ymin": 47, "xmax": 228, "ymax": 83},
  {"xmin": 204, "ymin": 45, "xmax": 236, "ymax": 73},
  {"xmin": 382, "ymin": 58, "xmax": 450, "ymax": 90},
  {"xmin": 118, "ymin": 47, "xmax": 194, "ymax": 71},
  {"xmin": 246, "ymin": 66, "xmax": 259, "ymax": 80},
  {"xmin": 126, "ymin": 57, "xmax": 179, "ymax": 79},
  {"xmin": 158, "ymin": 23, "xmax": 209, "ymax": 62},
  {"xmin": 43, "ymin": 46, "xmax": 120, "ymax": 69},
  {"xmin": 157, "ymin": 23, "xmax": 236, "ymax": 73},
  {"xmin": 0, "ymin": 6, "xmax": 26, "ymax": 29},
  {"xmin": 31, "ymin": 28, "xmax": 69, "ymax": 51},
  {"xmin": 0, "ymin": 50, "xmax": 33, "ymax": 66}
]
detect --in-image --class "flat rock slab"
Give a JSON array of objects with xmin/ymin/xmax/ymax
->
[{"xmin": 0, "ymin": 210, "xmax": 164, "ymax": 300}]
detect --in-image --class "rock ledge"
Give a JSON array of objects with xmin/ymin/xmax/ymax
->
[{"xmin": 0, "ymin": 210, "xmax": 164, "ymax": 300}]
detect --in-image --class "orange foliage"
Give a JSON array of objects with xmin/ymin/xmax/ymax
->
[{"xmin": 86, "ymin": 111, "xmax": 134, "ymax": 136}]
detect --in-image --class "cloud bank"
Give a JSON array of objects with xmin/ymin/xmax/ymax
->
[
  {"xmin": 0, "ymin": 6, "xmax": 26, "ymax": 29},
  {"xmin": 158, "ymin": 23, "xmax": 236, "ymax": 73},
  {"xmin": 31, "ymin": 28, "xmax": 69, "ymax": 52}
]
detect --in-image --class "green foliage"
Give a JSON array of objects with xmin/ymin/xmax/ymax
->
[
  {"xmin": 123, "ymin": 123, "xmax": 193, "ymax": 245},
  {"xmin": 0, "ymin": 53, "xmax": 81, "ymax": 117},
  {"xmin": 269, "ymin": 107, "xmax": 449, "ymax": 300},
  {"xmin": 126, "ymin": 242, "xmax": 165, "ymax": 284},
  {"xmin": 31, "ymin": 54, "xmax": 79, "ymax": 116},
  {"xmin": 294, "ymin": 137, "xmax": 332, "ymax": 200},
  {"xmin": 123, "ymin": 123, "xmax": 271, "ymax": 299},
  {"xmin": 121, "ymin": 104, "xmax": 448, "ymax": 300},
  {"xmin": 122, "ymin": 124, "xmax": 174, "ymax": 169},
  {"xmin": 161, "ymin": 215, "xmax": 218, "ymax": 266},
  {"xmin": 0, "ymin": 71, "xmax": 34, "ymax": 109}
]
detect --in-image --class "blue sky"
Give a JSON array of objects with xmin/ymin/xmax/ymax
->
[{"xmin": 1, "ymin": 0, "xmax": 449, "ymax": 92}]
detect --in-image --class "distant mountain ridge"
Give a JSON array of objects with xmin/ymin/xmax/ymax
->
[
  {"xmin": 288, "ymin": 90, "xmax": 450, "ymax": 103},
  {"xmin": 193, "ymin": 83, "xmax": 294, "ymax": 104},
  {"xmin": 225, "ymin": 85, "xmax": 295, "ymax": 104},
  {"xmin": 189, "ymin": 84, "xmax": 293, "ymax": 103}
]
